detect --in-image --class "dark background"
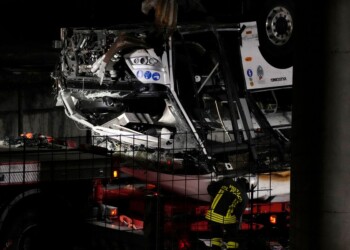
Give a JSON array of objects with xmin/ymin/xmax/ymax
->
[
  {"xmin": 0, "ymin": 0, "xmax": 242, "ymax": 72},
  {"xmin": 0, "ymin": 0, "xmax": 237, "ymax": 45}
]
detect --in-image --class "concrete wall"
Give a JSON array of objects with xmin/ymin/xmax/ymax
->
[{"xmin": 291, "ymin": 0, "xmax": 350, "ymax": 249}]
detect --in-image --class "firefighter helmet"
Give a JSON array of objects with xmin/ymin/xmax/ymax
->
[{"xmin": 237, "ymin": 174, "xmax": 257, "ymax": 191}]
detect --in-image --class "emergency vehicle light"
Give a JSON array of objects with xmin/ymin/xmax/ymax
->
[
  {"xmin": 110, "ymin": 208, "xmax": 117, "ymax": 217},
  {"xmin": 270, "ymin": 215, "xmax": 277, "ymax": 224},
  {"xmin": 113, "ymin": 170, "xmax": 118, "ymax": 178},
  {"xmin": 101, "ymin": 204, "xmax": 118, "ymax": 219}
]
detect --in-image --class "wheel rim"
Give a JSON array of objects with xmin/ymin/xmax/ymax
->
[
  {"xmin": 18, "ymin": 224, "xmax": 40, "ymax": 250},
  {"xmin": 265, "ymin": 6, "xmax": 293, "ymax": 46}
]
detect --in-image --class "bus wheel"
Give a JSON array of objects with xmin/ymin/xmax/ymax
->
[{"xmin": 257, "ymin": 0, "xmax": 295, "ymax": 68}]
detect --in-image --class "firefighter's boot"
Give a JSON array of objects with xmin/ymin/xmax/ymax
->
[{"xmin": 210, "ymin": 238, "xmax": 222, "ymax": 250}]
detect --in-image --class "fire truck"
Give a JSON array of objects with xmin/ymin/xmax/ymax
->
[{"xmin": 0, "ymin": 136, "xmax": 290, "ymax": 250}]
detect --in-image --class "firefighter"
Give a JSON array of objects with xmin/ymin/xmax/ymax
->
[{"xmin": 205, "ymin": 176, "xmax": 255, "ymax": 250}]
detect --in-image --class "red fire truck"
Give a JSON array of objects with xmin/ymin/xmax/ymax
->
[{"xmin": 0, "ymin": 138, "xmax": 290, "ymax": 250}]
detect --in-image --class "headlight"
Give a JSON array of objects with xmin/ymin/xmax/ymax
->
[{"xmin": 132, "ymin": 56, "xmax": 158, "ymax": 66}]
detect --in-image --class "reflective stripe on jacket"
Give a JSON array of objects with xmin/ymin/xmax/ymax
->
[{"xmin": 205, "ymin": 179, "xmax": 244, "ymax": 224}]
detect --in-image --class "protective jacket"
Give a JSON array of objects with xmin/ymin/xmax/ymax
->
[{"xmin": 205, "ymin": 177, "xmax": 248, "ymax": 224}]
